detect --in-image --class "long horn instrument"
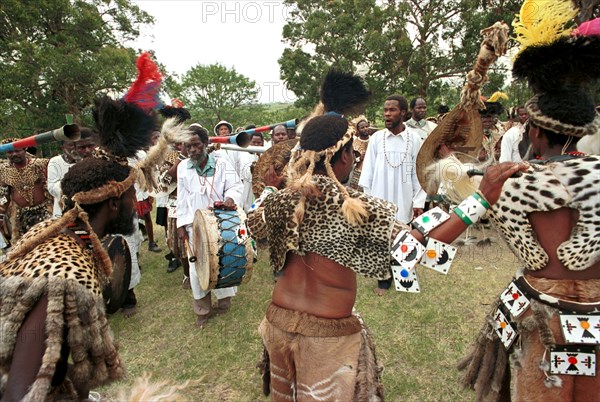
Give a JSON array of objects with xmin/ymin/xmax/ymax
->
[
  {"xmin": 0, "ymin": 124, "xmax": 80, "ymax": 153},
  {"xmin": 208, "ymin": 118, "xmax": 298, "ymax": 149},
  {"xmin": 218, "ymin": 144, "xmax": 269, "ymax": 154},
  {"xmin": 243, "ymin": 118, "xmax": 298, "ymax": 136},
  {"xmin": 209, "ymin": 131, "xmax": 252, "ymax": 147}
]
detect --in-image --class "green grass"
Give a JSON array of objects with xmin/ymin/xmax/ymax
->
[{"xmin": 99, "ymin": 227, "xmax": 515, "ymax": 401}]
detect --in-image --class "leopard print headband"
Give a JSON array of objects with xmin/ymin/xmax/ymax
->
[{"xmin": 526, "ymin": 95, "xmax": 600, "ymax": 138}]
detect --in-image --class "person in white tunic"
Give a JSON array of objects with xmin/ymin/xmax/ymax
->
[
  {"xmin": 47, "ymin": 140, "xmax": 77, "ymax": 217},
  {"xmin": 359, "ymin": 94, "xmax": 426, "ymax": 296},
  {"xmin": 499, "ymin": 105, "xmax": 529, "ymax": 163},
  {"xmin": 176, "ymin": 125, "xmax": 243, "ymax": 328},
  {"xmin": 47, "ymin": 128, "xmax": 96, "ymax": 218}
]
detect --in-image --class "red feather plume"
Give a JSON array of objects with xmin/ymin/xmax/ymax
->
[{"xmin": 123, "ymin": 52, "xmax": 163, "ymax": 112}]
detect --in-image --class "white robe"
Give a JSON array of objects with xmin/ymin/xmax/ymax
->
[
  {"xmin": 358, "ymin": 128, "xmax": 426, "ymax": 223},
  {"xmin": 47, "ymin": 154, "xmax": 74, "ymax": 217},
  {"xmin": 176, "ymin": 155, "xmax": 243, "ymax": 300},
  {"xmin": 499, "ymin": 124, "xmax": 525, "ymax": 163}
]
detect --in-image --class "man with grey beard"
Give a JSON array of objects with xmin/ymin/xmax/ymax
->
[{"xmin": 176, "ymin": 124, "xmax": 243, "ymax": 328}]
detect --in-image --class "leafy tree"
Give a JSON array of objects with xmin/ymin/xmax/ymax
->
[
  {"xmin": 279, "ymin": 0, "xmax": 523, "ymax": 118},
  {"xmin": 279, "ymin": 0, "xmax": 412, "ymax": 119},
  {"xmin": 173, "ymin": 63, "xmax": 260, "ymax": 130},
  {"xmin": 0, "ymin": 0, "xmax": 153, "ymax": 137}
]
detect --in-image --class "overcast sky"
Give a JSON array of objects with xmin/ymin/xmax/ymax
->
[{"xmin": 130, "ymin": 0, "xmax": 296, "ymax": 103}]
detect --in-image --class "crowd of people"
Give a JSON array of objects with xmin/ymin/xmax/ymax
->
[{"xmin": 1, "ymin": 1, "xmax": 599, "ymax": 400}]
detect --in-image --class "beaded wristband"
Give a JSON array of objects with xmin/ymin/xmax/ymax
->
[
  {"xmin": 249, "ymin": 186, "xmax": 278, "ymax": 212},
  {"xmin": 454, "ymin": 195, "xmax": 488, "ymax": 225},
  {"xmin": 473, "ymin": 191, "xmax": 491, "ymax": 210}
]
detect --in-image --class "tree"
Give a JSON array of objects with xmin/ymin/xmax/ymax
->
[
  {"xmin": 0, "ymin": 0, "xmax": 153, "ymax": 136},
  {"xmin": 174, "ymin": 63, "xmax": 260, "ymax": 130},
  {"xmin": 279, "ymin": 0, "xmax": 523, "ymax": 118},
  {"xmin": 279, "ymin": 0, "xmax": 412, "ymax": 119}
]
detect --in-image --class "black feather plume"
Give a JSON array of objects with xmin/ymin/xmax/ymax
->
[
  {"xmin": 93, "ymin": 96, "xmax": 156, "ymax": 158},
  {"xmin": 512, "ymin": 35, "xmax": 600, "ymax": 93},
  {"xmin": 159, "ymin": 106, "xmax": 191, "ymax": 123},
  {"xmin": 320, "ymin": 70, "xmax": 371, "ymax": 115}
]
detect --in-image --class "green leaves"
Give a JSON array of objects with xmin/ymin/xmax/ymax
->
[
  {"xmin": 0, "ymin": 0, "xmax": 152, "ymax": 136},
  {"xmin": 174, "ymin": 63, "xmax": 260, "ymax": 129},
  {"xmin": 279, "ymin": 0, "xmax": 525, "ymax": 120}
]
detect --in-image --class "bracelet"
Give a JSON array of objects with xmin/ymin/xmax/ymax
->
[
  {"xmin": 454, "ymin": 195, "xmax": 488, "ymax": 225},
  {"xmin": 454, "ymin": 206, "xmax": 473, "ymax": 225},
  {"xmin": 411, "ymin": 206, "xmax": 451, "ymax": 236},
  {"xmin": 249, "ymin": 186, "xmax": 278, "ymax": 212},
  {"xmin": 473, "ymin": 191, "xmax": 491, "ymax": 209}
]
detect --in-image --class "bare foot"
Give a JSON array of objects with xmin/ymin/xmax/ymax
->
[
  {"xmin": 373, "ymin": 287, "xmax": 387, "ymax": 297},
  {"xmin": 121, "ymin": 307, "xmax": 137, "ymax": 318}
]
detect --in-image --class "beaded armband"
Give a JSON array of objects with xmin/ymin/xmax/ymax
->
[
  {"xmin": 411, "ymin": 207, "xmax": 451, "ymax": 239},
  {"xmin": 249, "ymin": 186, "xmax": 277, "ymax": 212},
  {"xmin": 454, "ymin": 193, "xmax": 490, "ymax": 225},
  {"xmin": 391, "ymin": 207, "xmax": 458, "ymax": 294}
]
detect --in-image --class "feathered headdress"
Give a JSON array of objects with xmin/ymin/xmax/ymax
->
[
  {"xmin": 122, "ymin": 52, "xmax": 163, "ymax": 113},
  {"xmin": 480, "ymin": 91, "xmax": 508, "ymax": 116},
  {"xmin": 297, "ymin": 70, "xmax": 371, "ymax": 134},
  {"xmin": 512, "ymin": 0, "xmax": 600, "ymax": 137},
  {"xmin": 92, "ymin": 96, "xmax": 156, "ymax": 161},
  {"xmin": 288, "ymin": 70, "xmax": 372, "ymax": 226}
]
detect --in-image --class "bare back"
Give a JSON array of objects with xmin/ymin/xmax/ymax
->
[
  {"xmin": 272, "ymin": 252, "xmax": 357, "ymax": 319},
  {"xmin": 528, "ymin": 207, "xmax": 600, "ymax": 280}
]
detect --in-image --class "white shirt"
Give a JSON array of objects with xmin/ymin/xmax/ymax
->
[
  {"xmin": 499, "ymin": 124, "xmax": 525, "ymax": 163},
  {"xmin": 176, "ymin": 155, "xmax": 243, "ymax": 228},
  {"xmin": 238, "ymin": 151, "xmax": 259, "ymax": 212},
  {"xmin": 405, "ymin": 118, "xmax": 438, "ymax": 142},
  {"xmin": 47, "ymin": 154, "xmax": 74, "ymax": 217},
  {"xmin": 359, "ymin": 127, "xmax": 426, "ymax": 223},
  {"xmin": 128, "ymin": 150, "xmax": 150, "ymax": 202}
]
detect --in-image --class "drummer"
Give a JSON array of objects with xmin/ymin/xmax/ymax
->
[{"xmin": 176, "ymin": 124, "xmax": 244, "ymax": 328}]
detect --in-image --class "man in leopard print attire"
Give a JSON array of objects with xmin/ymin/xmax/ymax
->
[
  {"xmin": 0, "ymin": 138, "xmax": 51, "ymax": 245},
  {"xmin": 0, "ymin": 157, "xmax": 137, "ymax": 401},
  {"xmin": 456, "ymin": 4, "xmax": 600, "ymax": 401},
  {"xmin": 248, "ymin": 71, "xmax": 523, "ymax": 400}
]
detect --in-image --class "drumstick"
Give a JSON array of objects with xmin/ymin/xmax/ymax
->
[{"xmin": 184, "ymin": 241, "xmax": 197, "ymax": 263}]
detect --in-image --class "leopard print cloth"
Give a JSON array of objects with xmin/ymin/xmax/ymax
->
[
  {"xmin": 0, "ymin": 219, "xmax": 108, "ymax": 295},
  {"xmin": 489, "ymin": 155, "xmax": 600, "ymax": 271},
  {"xmin": 0, "ymin": 157, "xmax": 49, "ymax": 205},
  {"xmin": 248, "ymin": 175, "xmax": 404, "ymax": 279}
]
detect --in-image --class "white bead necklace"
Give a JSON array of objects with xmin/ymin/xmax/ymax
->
[{"xmin": 383, "ymin": 129, "xmax": 410, "ymax": 168}]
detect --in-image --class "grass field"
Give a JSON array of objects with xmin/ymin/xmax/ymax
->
[{"xmin": 99, "ymin": 226, "xmax": 517, "ymax": 401}]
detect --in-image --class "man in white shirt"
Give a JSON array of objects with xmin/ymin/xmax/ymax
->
[
  {"xmin": 47, "ymin": 128, "xmax": 95, "ymax": 217},
  {"xmin": 499, "ymin": 106, "xmax": 529, "ymax": 162},
  {"xmin": 47, "ymin": 141, "xmax": 77, "ymax": 217},
  {"xmin": 177, "ymin": 125, "xmax": 243, "ymax": 328},
  {"xmin": 405, "ymin": 97, "xmax": 437, "ymax": 142},
  {"xmin": 359, "ymin": 94, "xmax": 426, "ymax": 296},
  {"xmin": 238, "ymin": 132, "xmax": 264, "ymax": 212}
]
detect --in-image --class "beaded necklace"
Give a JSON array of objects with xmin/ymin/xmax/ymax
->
[{"xmin": 383, "ymin": 129, "xmax": 411, "ymax": 168}]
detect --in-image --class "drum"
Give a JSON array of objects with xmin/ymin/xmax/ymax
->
[
  {"xmin": 101, "ymin": 235, "xmax": 132, "ymax": 314},
  {"xmin": 192, "ymin": 208, "xmax": 254, "ymax": 291}
]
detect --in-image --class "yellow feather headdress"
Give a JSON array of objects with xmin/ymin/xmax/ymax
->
[{"xmin": 513, "ymin": 0, "xmax": 578, "ymax": 53}]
